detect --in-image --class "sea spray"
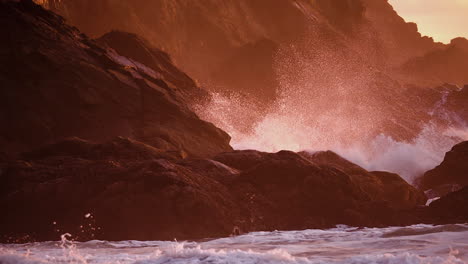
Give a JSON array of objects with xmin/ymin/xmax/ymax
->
[
  {"xmin": 198, "ymin": 90, "xmax": 468, "ymax": 183},
  {"xmin": 1, "ymin": 224, "xmax": 467, "ymax": 263}
]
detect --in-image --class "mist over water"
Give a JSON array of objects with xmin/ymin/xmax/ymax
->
[
  {"xmin": 200, "ymin": 92, "xmax": 467, "ymax": 182},
  {"xmin": 198, "ymin": 36, "xmax": 468, "ymax": 183}
]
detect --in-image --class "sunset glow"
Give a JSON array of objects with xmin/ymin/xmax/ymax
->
[
  {"xmin": 1, "ymin": 0, "xmax": 468, "ymax": 263},
  {"xmin": 389, "ymin": 0, "xmax": 468, "ymax": 43}
]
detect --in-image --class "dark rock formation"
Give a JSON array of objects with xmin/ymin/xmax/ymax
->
[
  {"xmin": 425, "ymin": 187, "xmax": 468, "ymax": 224},
  {"xmin": 400, "ymin": 38, "xmax": 468, "ymax": 87},
  {"xmin": 419, "ymin": 141, "xmax": 468, "ymax": 197},
  {"xmin": 1, "ymin": 0, "xmax": 467, "ymax": 244},
  {"xmin": 36, "ymin": 0, "xmax": 445, "ymax": 101},
  {"xmin": 0, "ymin": 137, "xmax": 239, "ymax": 242},
  {"xmin": 96, "ymin": 30, "xmax": 208, "ymax": 104},
  {"xmin": 33, "ymin": 0, "xmax": 468, "ymax": 146},
  {"xmin": 0, "ymin": 0, "xmax": 232, "ymax": 157},
  {"xmin": 214, "ymin": 150, "xmax": 272, "ymax": 171},
  {"xmin": 1, "ymin": 139, "xmax": 429, "ymax": 242}
]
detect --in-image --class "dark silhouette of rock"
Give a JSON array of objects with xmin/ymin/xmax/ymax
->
[
  {"xmin": 426, "ymin": 187, "xmax": 468, "ymax": 223},
  {"xmin": 419, "ymin": 141, "xmax": 468, "ymax": 197},
  {"xmin": 220, "ymin": 150, "xmax": 426, "ymax": 232},
  {"xmin": 0, "ymin": 0, "xmax": 232, "ymax": 157},
  {"xmin": 36, "ymin": 0, "xmax": 445, "ymax": 103},
  {"xmin": 96, "ymin": 30, "xmax": 208, "ymax": 104},
  {"xmin": 214, "ymin": 150, "xmax": 272, "ymax": 171},
  {"xmin": 400, "ymin": 38, "xmax": 468, "ymax": 86},
  {"xmin": 4, "ymin": 138, "xmax": 468, "ymax": 243},
  {"xmin": 2, "ymin": 0, "xmax": 467, "ymax": 244},
  {"xmin": 0, "ymin": 139, "xmax": 429, "ymax": 242},
  {"xmin": 33, "ymin": 0, "xmax": 468, "ymax": 146},
  {"xmin": 0, "ymin": 137, "xmax": 240, "ymax": 242}
]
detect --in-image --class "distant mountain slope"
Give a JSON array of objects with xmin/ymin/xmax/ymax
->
[
  {"xmin": 36, "ymin": 0, "xmax": 447, "ymax": 94},
  {"xmin": 399, "ymin": 38, "xmax": 468, "ymax": 87},
  {"xmin": 0, "ymin": 0, "xmax": 232, "ymax": 157}
]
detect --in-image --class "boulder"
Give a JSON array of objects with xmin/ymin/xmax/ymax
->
[
  {"xmin": 419, "ymin": 141, "xmax": 468, "ymax": 197},
  {"xmin": 222, "ymin": 150, "xmax": 427, "ymax": 232},
  {"xmin": 7, "ymin": 139, "xmax": 468, "ymax": 243},
  {"xmin": 426, "ymin": 186, "xmax": 468, "ymax": 223},
  {"xmin": 0, "ymin": 137, "xmax": 240, "ymax": 242}
]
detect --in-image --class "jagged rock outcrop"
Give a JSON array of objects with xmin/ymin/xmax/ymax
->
[
  {"xmin": 36, "ymin": 0, "xmax": 445, "ymax": 99},
  {"xmin": 419, "ymin": 141, "xmax": 468, "ymax": 197},
  {"xmin": 1, "ymin": 0, "xmax": 467, "ymax": 244},
  {"xmin": 33, "ymin": 0, "xmax": 468, "ymax": 146},
  {"xmin": 399, "ymin": 38, "xmax": 468, "ymax": 86},
  {"xmin": 425, "ymin": 186, "xmax": 468, "ymax": 224},
  {"xmin": 228, "ymin": 150, "xmax": 427, "ymax": 231},
  {"xmin": 0, "ymin": 137, "xmax": 239, "ymax": 242},
  {"xmin": 96, "ymin": 30, "xmax": 208, "ymax": 104},
  {"xmin": 0, "ymin": 0, "xmax": 232, "ymax": 157},
  {"xmin": 1, "ymin": 139, "xmax": 429, "ymax": 242}
]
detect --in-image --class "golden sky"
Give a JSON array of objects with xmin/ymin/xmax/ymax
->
[{"xmin": 388, "ymin": 0, "xmax": 468, "ymax": 43}]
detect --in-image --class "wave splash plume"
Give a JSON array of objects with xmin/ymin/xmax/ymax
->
[{"xmin": 197, "ymin": 34, "xmax": 468, "ymax": 183}]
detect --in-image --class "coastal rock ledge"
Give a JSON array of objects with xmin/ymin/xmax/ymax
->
[{"xmin": 1, "ymin": 137, "xmax": 466, "ymax": 243}]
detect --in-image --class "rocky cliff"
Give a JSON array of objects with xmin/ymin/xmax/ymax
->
[
  {"xmin": 0, "ymin": 0, "xmax": 232, "ymax": 157},
  {"xmin": 418, "ymin": 141, "xmax": 468, "ymax": 197},
  {"xmin": 35, "ymin": 0, "xmax": 467, "ymax": 144},
  {"xmin": 0, "ymin": 137, "xmax": 426, "ymax": 242},
  {"xmin": 1, "ymin": 0, "xmax": 467, "ymax": 243}
]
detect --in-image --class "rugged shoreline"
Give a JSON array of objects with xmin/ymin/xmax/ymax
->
[
  {"xmin": 0, "ymin": 0, "xmax": 467, "ymax": 243},
  {"xmin": 1, "ymin": 137, "xmax": 467, "ymax": 243}
]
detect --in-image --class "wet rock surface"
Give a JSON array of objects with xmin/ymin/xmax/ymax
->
[
  {"xmin": 0, "ymin": 139, "xmax": 429, "ymax": 242},
  {"xmin": 0, "ymin": 137, "xmax": 239, "ymax": 242},
  {"xmin": 1, "ymin": 0, "xmax": 467, "ymax": 244},
  {"xmin": 418, "ymin": 141, "xmax": 468, "ymax": 196},
  {"xmin": 0, "ymin": 0, "xmax": 232, "ymax": 158}
]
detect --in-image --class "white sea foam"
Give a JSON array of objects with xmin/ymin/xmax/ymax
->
[
  {"xmin": 1, "ymin": 224, "xmax": 467, "ymax": 264},
  {"xmin": 198, "ymin": 91, "xmax": 468, "ymax": 182},
  {"xmin": 195, "ymin": 31, "xmax": 468, "ymax": 183}
]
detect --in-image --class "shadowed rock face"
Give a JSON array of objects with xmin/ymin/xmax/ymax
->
[
  {"xmin": 1, "ymin": 0, "xmax": 467, "ymax": 244},
  {"xmin": 426, "ymin": 186, "xmax": 468, "ymax": 224},
  {"xmin": 96, "ymin": 30, "xmax": 208, "ymax": 104},
  {"xmin": 0, "ymin": 0, "xmax": 232, "ymax": 157},
  {"xmin": 1, "ymin": 138, "xmax": 428, "ymax": 243},
  {"xmin": 0, "ymin": 137, "xmax": 239, "ymax": 242},
  {"xmin": 227, "ymin": 150, "xmax": 426, "ymax": 231},
  {"xmin": 36, "ymin": 0, "xmax": 447, "ymax": 101},
  {"xmin": 35, "ymin": 0, "xmax": 468, "ymax": 146},
  {"xmin": 419, "ymin": 141, "xmax": 468, "ymax": 197},
  {"xmin": 400, "ymin": 38, "xmax": 468, "ymax": 87}
]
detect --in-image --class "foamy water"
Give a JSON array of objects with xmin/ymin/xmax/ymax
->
[
  {"xmin": 198, "ymin": 91, "xmax": 468, "ymax": 183},
  {"xmin": 195, "ymin": 28, "xmax": 468, "ymax": 184},
  {"xmin": 1, "ymin": 224, "xmax": 467, "ymax": 264}
]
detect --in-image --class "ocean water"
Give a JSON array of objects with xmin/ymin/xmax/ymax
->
[{"xmin": 1, "ymin": 224, "xmax": 467, "ymax": 264}]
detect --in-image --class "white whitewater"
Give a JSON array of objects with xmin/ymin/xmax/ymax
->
[{"xmin": 1, "ymin": 224, "xmax": 467, "ymax": 264}]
